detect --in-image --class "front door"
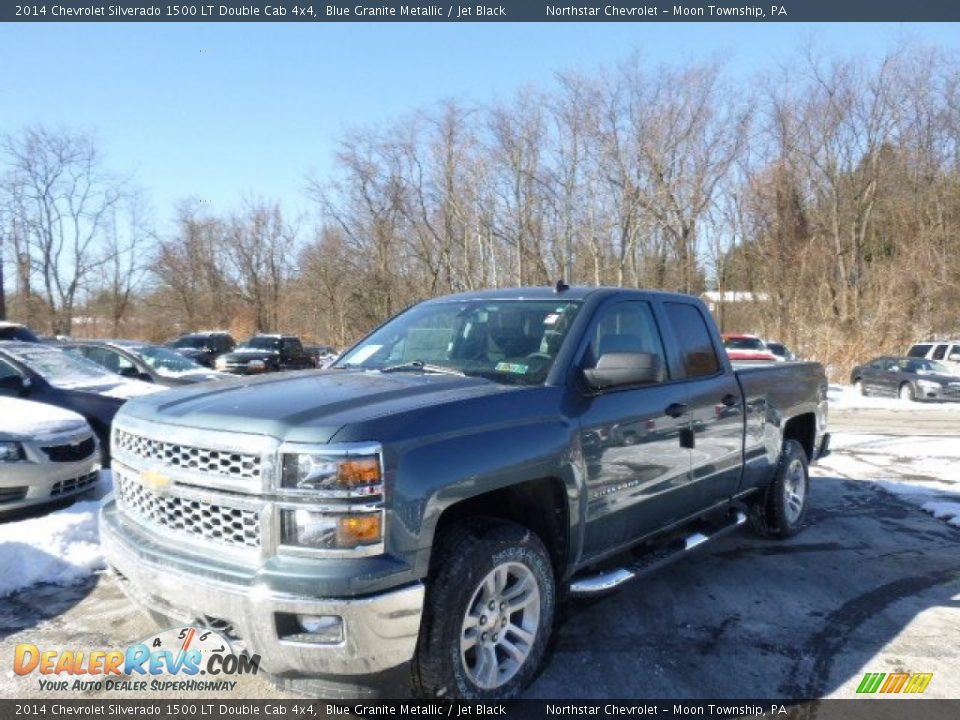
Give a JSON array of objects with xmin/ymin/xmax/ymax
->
[{"xmin": 578, "ymin": 300, "xmax": 693, "ymax": 559}]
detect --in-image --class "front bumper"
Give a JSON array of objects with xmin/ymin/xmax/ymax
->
[
  {"xmin": 100, "ymin": 499, "xmax": 425, "ymax": 677},
  {"xmin": 0, "ymin": 456, "xmax": 100, "ymax": 512}
]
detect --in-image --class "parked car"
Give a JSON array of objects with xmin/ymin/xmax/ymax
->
[
  {"xmin": 0, "ymin": 341, "xmax": 163, "ymax": 458},
  {"xmin": 0, "ymin": 397, "xmax": 100, "ymax": 514},
  {"xmin": 167, "ymin": 331, "xmax": 236, "ymax": 368},
  {"xmin": 850, "ymin": 356, "xmax": 960, "ymax": 402},
  {"xmin": 304, "ymin": 344, "xmax": 339, "ymax": 369},
  {"xmin": 214, "ymin": 334, "xmax": 314, "ymax": 375},
  {"xmin": 907, "ymin": 340, "xmax": 960, "ymax": 373},
  {"xmin": 765, "ymin": 341, "xmax": 797, "ymax": 362},
  {"xmin": 0, "ymin": 322, "xmax": 40, "ymax": 343},
  {"xmin": 721, "ymin": 333, "xmax": 778, "ymax": 361},
  {"xmin": 61, "ymin": 340, "xmax": 228, "ymax": 387},
  {"xmin": 101, "ymin": 286, "xmax": 828, "ymax": 699}
]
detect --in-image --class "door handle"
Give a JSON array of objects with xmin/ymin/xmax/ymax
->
[
  {"xmin": 721, "ymin": 393, "xmax": 739, "ymax": 407},
  {"xmin": 664, "ymin": 402, "xmax": 688, "ymax": 419}
]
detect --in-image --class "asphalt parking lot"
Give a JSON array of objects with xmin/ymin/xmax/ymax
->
[{"xmin": 2, "ymin": 405, "xmax": 959, "ymax": 700}]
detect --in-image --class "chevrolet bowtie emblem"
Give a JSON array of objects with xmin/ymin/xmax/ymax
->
[{"xmin": 140, "ymin": 469, "xmax": 171, "ymax": 490}]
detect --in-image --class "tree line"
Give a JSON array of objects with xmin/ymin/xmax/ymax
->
[{"xmin": 2, "ymin": 44, "xmax": 959, "ymax": 379}]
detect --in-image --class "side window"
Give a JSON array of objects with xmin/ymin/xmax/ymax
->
[
  {"xmin": 869, "ymin": 358, "xmax": 885, "ymax": 370},
  {"xmin": 907, "ymin": 344, "xmax": 931, "ymax": 358},
  {"xmin": 0, "ymin": 357, "xmax": 20, "ymax": 381},
  {"xmin": 932, "ymin": 344, "xmax": 947, "ymax": 360},
  {"xmin": 663, "ymin": 302, "xmax": 721, "ymax": 379},
  {"xmin": 589, "ymin": 301, "xmax": 667, "ymax": 381}
]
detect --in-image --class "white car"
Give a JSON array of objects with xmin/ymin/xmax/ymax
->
[
  {"xmin": 0, "ymin": 398, "xmax": 100, "ymax": 513},
  {"xmin": 907, "ymin": 340, "xmax": 960, "ymax": 373}
]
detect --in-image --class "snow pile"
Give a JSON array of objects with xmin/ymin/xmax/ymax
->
[
  {"xmin": 0, "ymin": 470, "xmax": 113, "ymax": 597},
  {"xmin": 829, "ymin": 384, "xmax": 960, "ymax": 411},
  {"xmin": 921, "ymin": 501, "xmax": 960, "ymax": 527},
  {"xmin": 100, "ymin": 381, "xmax": 167, "ymax": 400},
  {"xmin": 815, "ymin": 433, "xmax": 960, "ymax": 529}
]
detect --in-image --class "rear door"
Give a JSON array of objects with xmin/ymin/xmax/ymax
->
[
  {"xmin": 660, "ymin": 301, "xmax": 744, "ymax": 509},
  {"xmin": 861, "ymin": 358, "xmax": 890, "ymax": 394},
  {"xmin": 578, "ymin": 299, "xmax": 693, "ymax": 558}
]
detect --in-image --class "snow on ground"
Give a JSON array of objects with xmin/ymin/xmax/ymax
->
[
  {"xmin": 814, "ymin": 433, "xmax": 960, "ymax": 528},
  {"xmin": 829, "ymin": 383, "xmax": 960, "ymax": 411},
  {"xmin": 0, "ymin": 470, "xmax": 112, "ymax": 598}
]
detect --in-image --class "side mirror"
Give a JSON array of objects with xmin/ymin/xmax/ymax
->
[
  {"xmin": 119, "ymin": 366, "xmax": 140, "ymax": 378},
  {"xmin": 889, "ymin": 366, "xmax": 900, "ymax": 373},
  {"xmin": 138, "ymin": 372, "xmax": 154, "ymax": 383},
  {"xmin": 583, "ymin": 352, "xmax": 662, "ymax": 390}
]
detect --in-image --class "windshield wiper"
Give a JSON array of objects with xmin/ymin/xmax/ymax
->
[{"xmin": 379, "ymin": 360, "xmax": 465, "ymax": 376}]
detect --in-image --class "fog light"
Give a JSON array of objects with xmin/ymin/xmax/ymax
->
[{"xmin": 291, "ymin": 615, "xmax": 343, "ymax": 644}]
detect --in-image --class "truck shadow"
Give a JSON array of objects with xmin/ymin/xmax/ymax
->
[{"xmin": 531, "ymin": 474, "xmax": 960, "ymax": 699}]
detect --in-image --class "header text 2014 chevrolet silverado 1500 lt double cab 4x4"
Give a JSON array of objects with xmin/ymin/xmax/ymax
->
[{"xmin": 100, "ymin": 286, "xmax": 829, "ymax": 699}]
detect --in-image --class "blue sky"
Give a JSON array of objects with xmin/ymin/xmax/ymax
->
[{"xmin": 2, "ymin": 22, "xmax": 958, "ymax": 229}]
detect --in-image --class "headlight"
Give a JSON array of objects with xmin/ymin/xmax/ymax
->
[
  {"xmin": 282, "ymin": 452, "xmax": 382, "ymax": 495},
  {"xmin": 280, "ymin": 508, "xmax": 383, "ymax": 551},
  {"xmin": 0, "ymin": 441, "xmax": 25, "ymax": 462},
  {"xmin": 917, "ymin": 380, "xmax": 942, "ymax": 391},
  {"xmin": 215, "ymin": 357, "xmax": 227, "ymax": 369}
]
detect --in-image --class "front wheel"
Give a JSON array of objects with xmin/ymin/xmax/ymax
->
[
  {"xmin": 899, "ymin": 383, "xmax": 916, "ymax": 402},
  {"xmin": 413, "ymin": 519, "xmax": 556, "ymax": 699},
  {"xmin": 749, "ymin": 439, "xmax": 810, "ymax": 539}
]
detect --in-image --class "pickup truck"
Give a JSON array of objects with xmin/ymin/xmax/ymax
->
[{"xmin": 100, "ymin": 286, "xmax": 829, "ymax": 699}]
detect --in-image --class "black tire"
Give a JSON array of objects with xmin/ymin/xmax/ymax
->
[
  {"xmin": 748, "ymin": 439, "xmax": 810, "ymax": 539},
  {"xmin": 899, "ymin": 383, "xmax": 916, "ymax": 402},
  {"xmin": 412, "ymin": 518, "xmax": 556, "ymax": 700}
]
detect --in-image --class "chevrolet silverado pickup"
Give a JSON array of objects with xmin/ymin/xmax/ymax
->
[{"xmin": 100, "ymin": 286, "xmax": 829, "ymax": 699}]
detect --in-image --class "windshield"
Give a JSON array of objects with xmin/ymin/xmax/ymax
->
[
  {"xmin": 241, "ymin": 337, "xmax": 282, "ymax": 351},
  {"xmin": 131, "ymin": 345, "xmax": 205, "ymax": 374},
  {"xmin": 904, "ymin": 358, "xmax": 952, "ymax": 374},
  {"xmin": 171, "ymin": 336, "xmax": 210, "ymax": 349},
  {"xmin": 724, "ymin": 337, "xmax": 766, "ymax": 351},
  {"xmin": 335, "ymin": 299, "xmax": 582, "ymax": 386},
  {"xmin": 6, "ymin": 346, "xmax": 119, "ymax": 389}
]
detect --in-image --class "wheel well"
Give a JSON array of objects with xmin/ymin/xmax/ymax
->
[
  {"xmin": 432, "ymin": 477, "xmax": 569, "ymax": 575},
  {"xmin": 783, "ymin": 413, "xmax": 816, "ymax": 461}
]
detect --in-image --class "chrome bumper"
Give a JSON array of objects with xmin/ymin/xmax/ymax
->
[{"xmin": 100, "ymin": 500, "xmax": 424, "ymax": 677}]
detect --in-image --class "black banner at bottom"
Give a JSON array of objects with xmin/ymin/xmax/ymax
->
[{"xmin": 3, "ymin": 700, "xmax": 960, "ymax": 720}]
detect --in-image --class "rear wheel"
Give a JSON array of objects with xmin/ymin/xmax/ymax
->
[
  {"xmin": 413, "ymin": 519, "xmax": 555, "ymax": 699},
  {"xmin": 899, "ymin": 383, "xmax": 916, "ymax": 402},
  {"xmin": 749, "ymin": 439, "xmax": 809, "ymax": 539}
]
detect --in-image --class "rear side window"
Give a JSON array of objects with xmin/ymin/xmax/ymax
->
[
  {"xmin": 932, "ymin": 344, "xmax": 947, "ymax": 360},
  {"xmin": 664, "ymin": 302, "xmax": 721, "ymax": 378},
  {"xmin": 907, "ymin": 344, "xmax": 931, "ymax": 358}
]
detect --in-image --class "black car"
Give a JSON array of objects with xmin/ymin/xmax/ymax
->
[
  {"xmin": 61, "ymin": 340, "xmax": 228, "ymax": 387},
  {"xmin": 214, "ymin": 334, "xmax": 314, "ymax": 375},
  {"xmin": 0, "ymin": 341, "xmax": 163, "ymax": 459},
  {"xmin": 167, "ymin": 331, "xmax": 236, "ymax": 368},
  {"xmin": 850, "ymin": 356, "xmax": 960, "ymax": 402},
  {"xmin": 0, "ymin": 322, "xmax": 40, "ymax": 343},
  {"xmin": 303, "ymin": 344, "xmax": 339, "ymax": 369}
]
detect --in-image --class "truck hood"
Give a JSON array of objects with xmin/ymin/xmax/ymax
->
[{"xmin": 118, "ymin": 369, "xmax": 519, "ymax": 443}]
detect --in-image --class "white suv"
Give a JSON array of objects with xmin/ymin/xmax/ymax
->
[{"xmin": 907, "ymin": 340, "xmax": 960, "ymax": 371}]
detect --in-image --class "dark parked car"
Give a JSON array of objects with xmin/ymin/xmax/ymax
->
[
  {"xmin": 167, "ymin": 331, "xmax": 235, "ymax": 368},
  {"xmin": 850, "ymin": 356, "xmax": 960, "ymax": 402},
  {"xmin": 61, "ymin": 340, "xmax": 228, "ymax": 387},
  {"xmin": 303, "ymin": 344, "xmax": 339, "ymax": 369},
  {"xmin": 0, "ymin": 341, "xmax": 163, "ymax": 459},
  {"xmin": 0, "ymin": 322, "xmax": 40, "ymax": 343},
  {"xmin": 214, "ymin": 334, "xmax": 314, "ymax": 375}
]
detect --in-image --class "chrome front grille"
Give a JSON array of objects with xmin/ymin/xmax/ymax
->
[
  {"xmin": 114, "ymin": 469, "xmax": 260, "ymax": 549},
  {"xmin": 114, "ymin": 429, "xmax": 262, "ymax": 481}
]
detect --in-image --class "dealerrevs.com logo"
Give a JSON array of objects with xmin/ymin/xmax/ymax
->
[{"xmin": 14, "ymin": 626, "xmax": 261, "ymax": 693}]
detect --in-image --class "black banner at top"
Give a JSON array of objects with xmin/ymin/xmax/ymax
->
[{"xmin": 5, "ymin": 0, "xmax": 960, "ymax": 22}]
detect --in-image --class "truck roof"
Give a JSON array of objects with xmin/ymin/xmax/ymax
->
[{"xmin": 421, "ymin": 285, "xmax": 692, "ymax": 304}]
